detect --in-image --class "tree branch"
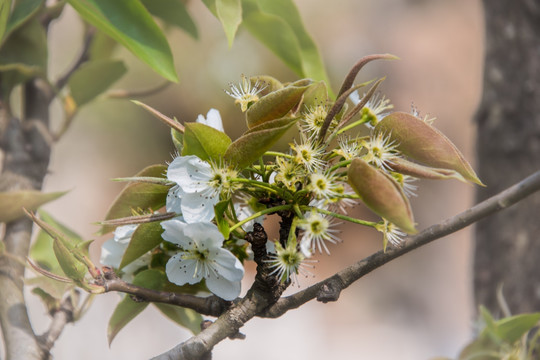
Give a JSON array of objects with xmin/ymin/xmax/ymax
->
[
  {"xmin": 102, "ymin": 276, "xmax": 230, "ymax": 317},
  {"xmin": 261, "ymin": 168, "xmax": 540, "ymax": 318},
  {"xmin": 37, "ymin": 294, "xmax": 76, "ymax": 353}
]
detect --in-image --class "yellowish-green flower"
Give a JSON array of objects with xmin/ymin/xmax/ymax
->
[{"xmin": 362, "ymin": 132, "xmax": 400, "ymax": 171}]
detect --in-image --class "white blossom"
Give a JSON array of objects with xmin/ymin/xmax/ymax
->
[
  {"xmin": 162, "ymin": 219, "xmax": 244, "ymax": 300},
  {"xmin": 196, "ymin": 108, "xmax": 224, "ymax": 132}
]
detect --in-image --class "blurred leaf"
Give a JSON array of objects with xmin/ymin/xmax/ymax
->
[
  {"xmin": 495, "ymin": 312, "xmax": 540, "ymax": 344},
  {"xmin": 0, "ymin": 18, "xmax": 47, "ymax": 96},
  {"xmin": 100, "ymin": 165, "xmax": 169, "ymax": 235},
  {"xmin": 119, "ymin": 221, "xmax": 163, "ymax": 270},
  {"xmin": 89, "ymin": 30, "xmax": 118, "ymax": 60},
  {"xmin": 301, "ymin": 81, "xmax": 328, "ymax": 112},
  {"xmin": 242, "ymin": 9, "xmax": 302, "ymax": 75},
  {"xmin": 68, "ymin": 59, "xmax": 127, "ymax": 106},
  {"xmin": 216, "ymin": 0, "xmax": 242, "ymax": 46},
  {"xmin": 66, "ymin": 0, "xmax": 178, "ymax": 82},
  {"xmin": 30, "ymin": 210, "xmax": 82, "ymax": 276},
  {"xmin": 214, "ymin": 200, "xmax": 230, "ymax": 239},
  {"xmin": 246, "ymin": 83, "xmax": 309, "ymax": 128},
  {"xmin": 254, "ymin": 0, "xmax": 330, "ymax": 84},
  {"xmin": 225, "ymin": 117, "xmax": 297, "ymax": 169},
  {"xmin": 0, "ymin": 0, "xmax": 11, "ymax": 45},
  {"xmin": 348, "ymin": 158, "xmax": 416, "ymax": 234},
  {"xmin": 1, "ymin": 0, "xmax": 43, "ymax": 44},
  {"xmin": 141, "ymin": 0, "xmax": 198, "ymax": 39},
  {"xmin": 107, "ymin": 269, "xmax": 165, "ymax": 345},
  {"xmin": 26, "ymin": 276, "xmax": 71, "ymax": 301},
  {"xmin": 154, "ymin": 303, "xmax": 202, "ymax": 334},
  {"xmin": 182, "ymin": 122, "xmax": 232, "ymax": 162},
  {"xmin": 31, "ymin": 287, "xmax": 60, "ymax": 312},
  {"xmin": 0, "ymin": 190, "xmax": 66, "ymax": 223}
]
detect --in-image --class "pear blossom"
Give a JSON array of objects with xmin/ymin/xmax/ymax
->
[
  {"xmin": 100, "ymin": 224, "xmax": 151, "ymax": 281},
  {"xmin": 299, "ymin": 211, "xmax": 341, "ymax": 256},
  {"xmin": 166, "ymin": 155, "xmax": 238, "ymax": 223},
  {"xmin": 350, "ymin": 91, "xmax": 393, "ymax": 127},
  {"xmin": 265, "ymin": 239, "xmax": 315, "ymax": 284},
  {"xmin": 196, "ymin": 108, "xmax": 224, "ymax": 132},
  {"xmin": 162, "ymin": 219, "xmax": 244, "ymax": 300},
  {"xmin": 225, "ymin": 74, "xmax": 266, "ymax": 112}
]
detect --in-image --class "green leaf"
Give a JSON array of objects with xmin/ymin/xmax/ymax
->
[
  {"xmin": 301, "ymin": 81, "xmax": 328, "ymax": 112},
  {"xmin": 100, "ymin": 165, "xmax": 169, "ymax": 235},
  {"xmin": 214, "ymin": 200, "xmax": 231, "ymax": 239},
  {"xmin": 31, "ymin": 287, "xmax": 60, "ymax": 312},
  {"xmin": 242, "ymin": 9, "xmax": 302, "ymax": 75},
  {"xmin": 246, "ymin": 83, "xmax": 310, "ymax": 129},
  {"xmin": 254, "ymin": 0, "xmax": 330, "ymax": 84},
  {"xmin": 495, "ymin": 313, "xmax": 540, "ymax": 344},
  {"xmin": 88, "ymin": 30, "xmax": 118, "ymax": 60},
  {"xmin": 0, "ymin": 190, "xmax": 66, "ymax": 223},
  {"xmin": 154, "ymin": 303, "xmax": 202, "ymax": 334},
  {"xmin": 107, "ymin": 269, "xmax": 165, "ymax": 345},
  {"xmin": 68, "ymin": 59, "xmax": 127, "ymax": 107},
  {"xmin": 0, "ymin": 18, "xmax": 47, "ymax": 96},
  {"xmin": 2, "ymin": 0, "xmax": 43, "ymax": 44},
  {"xmin": 224, "ymin": 117, "xmax": 297, "ymax": 169},
  {"xmin": 52, "ymin": 230, "xmax": 87, "ymax": 284},
  {"xmin": 30, "ymin": 210, "xmax": 83, "ymax": 275},
  {"xmin": 216, "ymin": 0, "xmax": 242, "ymax": 46},
  {"xmin": 66, "ymin": 0, "xmax": 178, "ymax": 82},
  {"xmin": 119, "ymin": 221, "xmax": 163, "ymax": 270},
  {"xmin": 0, "ymin": 0, "xmax": 11, "ymax": 45},
  {"xmin": 182, "ymin": 122, "xmax": 232, "ymax": 162},
  {"xmin": 141, "ymin": 0, "xmax": 198, "ymax": 39}
]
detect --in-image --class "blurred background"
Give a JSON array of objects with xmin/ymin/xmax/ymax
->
[{"xmin": 22, "ymin": 0, "xmax": 484, "ymax": 358}]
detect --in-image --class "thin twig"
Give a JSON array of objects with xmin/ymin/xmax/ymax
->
[
  {"xmin": 55, "ymin": 27, "xmax": 95, "ymax": 92},
  {"xmin": 261, "ymin": 169, "xmax": 540, "ymax": 318},
  {"xmin": 38, "ymin": 294, "xmax": 76, "ymax": 352}
]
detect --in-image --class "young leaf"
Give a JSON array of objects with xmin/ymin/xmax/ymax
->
[
  {"xmin": 66, "ymin": 0, "xmax": 178, "ymax": 82},
  {"xmin": 0, "ymin": 190, "xmax": 66, "ymax": 223},
  {"xmin": 182, "ymin": 122, "xmax": 232, "ymax": 162},
  {"xmin": 216, "ymin": 0, "xmax": 242, "ymax": 47},
  {"xmin": 68, "ymin": 59, "xmax": 127, "ymax": 107},
  {"xmin": 348, "ymin": 158, "xmax": 416, "ymax": 234},
  {"xmin": 119, "ymin": 221, "xmax": 163, "ymax": 270},
  {"xmin": 375, "ymin": 112, "xmax": 483, "ymax": 185},
  {"xmin": 30, "ymin": 210, "xmax": 83, "ymax": 276},
  {"xmin": 224, "ymin": 117, "xmax": 297, "ymax": 169},
  {"xmin": 246, "ymin": 83, "xmax": 309, "ymax": 128},
  {"xmin": 154, "ymin": 303, "xmax": 202, "ymax": 335},
  {"xmin": 140, "ymin": 0, "xmax": 198, "ymax": 39},
  {"xmin": 495, "ymin": 312, "xmax": 540, "ymax": 344},
  {"xmin": 214, "ymin": 200, "xmax": 231, "ymax": 239},
  {"xmin": 171, "ymin": 128, "xmax": 183, "ymax": 152},
  {"xmin": 100, "ymin": 165, "xmax": 169, "ymax": 235},
  {"xmin": 107, "ymin": 269, "xmax": 166, "ymax": 345}
]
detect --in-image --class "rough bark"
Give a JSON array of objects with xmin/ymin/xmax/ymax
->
[{"xmin": 475, "ymin": 0, "xmax": 540, "ymax": 315}]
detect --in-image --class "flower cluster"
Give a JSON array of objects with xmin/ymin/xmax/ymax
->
[{"xmin": 101, "ymin": 62, "xmax": 482, "ymax": 299}]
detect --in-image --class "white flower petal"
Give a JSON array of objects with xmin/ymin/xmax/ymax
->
[
  {"xmin": 211, "ymin": 248, "xmax": 244, "ymax": 281},
  {"xmin": 166, "ymin": 253, "xmax": 203, "ymax": 285},
  {"xmin": 166, "ymin": 185, "xmax": 182, "ymax": 213},
  {"xmin": 197, "ymin": 109, "xmax": 224, "ymax": 132},
  {"xmin": 205, "ymin": 274, "xmax": 241, "ymax": 301},
  {"xmin": 160, "ymin": 219, "xmax": 190, "ymax": 247},
  {"xmin": 113, "ymin": 224, "xmax": 138, "ymax": 245},
  {"xmin": 167, "ymin": 156, "xmax": 212, "ymax": 194},
  {"xmin": 100, "ymin": 238, "xmax": 126, "ymax": 268},
  {"xmin": 181, "ymin": 222, "xmax": 223, "ymax": 248},
  {"xmin": 180, "ymin": 191, "xmax": 218, "ymax": 223}
]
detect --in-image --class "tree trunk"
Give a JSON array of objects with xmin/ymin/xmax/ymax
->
[{"xmin": 475, "ymin": 0, "xmax": 540, "ymax": 315}]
